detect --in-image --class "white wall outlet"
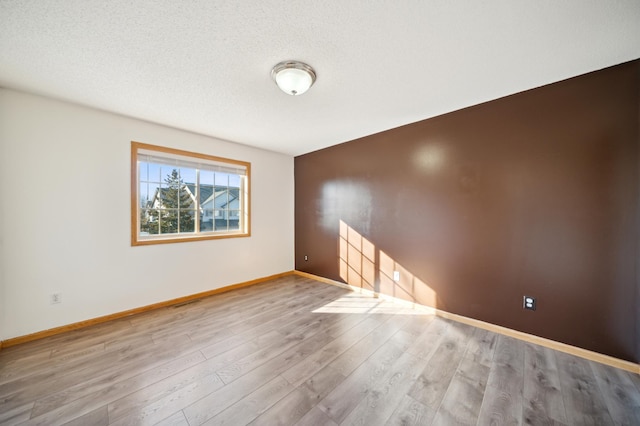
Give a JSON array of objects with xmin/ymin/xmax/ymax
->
[
  {"xmin": 393, "ymin": 271, "xmax": 400, "ymax": 282},
  {"xmin": 50, "ymin": 293, "xmax": 62, "ymax": 304},
  {"xmin": 523, "ymin": 295, "xmax": 536, "ymax": 310},
  {"xmin": 304, "ymin": 255, "xmax": 308, "ymax": 261}
]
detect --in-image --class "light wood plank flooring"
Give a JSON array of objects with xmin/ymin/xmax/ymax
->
[{"xmin": 1, "ymin": 275, "xmax": 639, "ymax": 425}]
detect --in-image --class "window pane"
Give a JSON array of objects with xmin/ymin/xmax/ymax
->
[
  {"xmin": 229, "ymin": 174, "xmax": 241, "ymax": 188},
  {"xmin": 160, "ymin": 183, "xmax": 178, "ymax": 207},
  {"xmin": 139, "ymin": 183, "xmax": 149, "ymax": 208},
  {"xmin": 229, "ymin": 187, "xmax": 239, "ymax": 201},
  {"xmin": 161, "ymin": 210, "xmax": 179, "ymax": 234},
  {"xmin": 143, "ymin": 208, "xmax": 161, "ymax": 234},
  {"xmin": 139, "ymin": 162, "xmax": 149, "ymax": 181},
  {"xmin": 146, "ymin": 183, "xmax": 159, "ymax": 207},
  {"xmin": 179, "ymin": 210, "xmax": 196, "ymax": 233},
  {"xmin": 179, "ymin": 185, "xmax": 194, "ymax": 209},
  {"xmin": 227, "ymin": 197, "xmax": 239, "ymax": 210},
  {"xmin": 229, "ymin": 210, "xmax": 240, "ymax": 230},
  {"xmin": 200, "ymin": 170, "xmax": 214, "ymax": 186},
  {"xmin": 215, "ymin": 172, "xmax": 229, "ymax": 186},
  {"xmin": 148, "ymin": 163, "xmax": 162, "ymax": 183},
  {"xmin": 201, "ymin": 209, "xmax": 214, "ymax": 231},
  {"xmin": 140, "ymin": 209, "xmax": 151, "ymax": 235},
  {"xmin": 180, "ymin": 167, "xmax": 196, "ymax": 185},
  {"xmin": 199, "ymin": 184, "xmax": 214, "ymax": 206},
  {"xmin": 161, "ymin": 166, "xmax": 179, "ymax": 183},
  {"xmin": 215, "ymin": 217, "xmax": 229, "ymax": 231}
]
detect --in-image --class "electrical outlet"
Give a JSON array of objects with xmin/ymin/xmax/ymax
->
[
  {"xmin": 393, "ymin": 271, "xmax": 400, "ymax": 282},
  {"xmin": 523, "ymin": 295, "xmax": 536, "ymax": 311},
  {"xmin": 304, "ymin": 255, "xmax": 308, "ymax": 261},
  {"xmin": 50, "ymin": 293, "xmax": 62, "ymax": 304}
]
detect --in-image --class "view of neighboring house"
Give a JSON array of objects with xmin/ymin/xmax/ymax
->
[
  {"xmin": 144, "ymin": 180, "xmax": 240, "ymax": 233},
  {"xmin": 199, "ymin": 185, "xmax": 240, "ymax": 231}
]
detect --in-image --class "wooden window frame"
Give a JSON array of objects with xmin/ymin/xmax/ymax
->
[{"xmin": 131, "ymin": 141, "xmax": 251, "ymax": 246}]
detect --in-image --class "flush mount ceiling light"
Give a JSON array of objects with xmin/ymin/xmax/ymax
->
[{"xmin": 271, "ymin": 61, "xmax": 316, "ymax": 96}]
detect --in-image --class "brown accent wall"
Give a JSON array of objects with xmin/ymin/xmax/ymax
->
[
  {"xmin": 637, "ymin": 61, "xmax": 640, "ymax": 363},
  {"xmin": 295, "ymin": 60, "xmax": 640, "ymax": 362}
]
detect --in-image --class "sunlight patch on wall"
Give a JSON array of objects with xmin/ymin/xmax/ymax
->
[
  {"xmin": 339, "ymin": 220, "xmax": 375, "ymax": 291},
  {"xmin": 338, "ymin": 220, "xmax": 438, "ymax": 309},
  {"xmin": 379, "ymin": 251, "xmax": 437, "ymax": 306}
]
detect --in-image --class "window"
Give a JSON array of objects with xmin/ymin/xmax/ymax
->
[{"xmin": 131, "ymin": 142, "xmax": 250, "ymax": 245}]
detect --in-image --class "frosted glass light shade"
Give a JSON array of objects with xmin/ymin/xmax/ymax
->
[{"xmin": 271, "ymin": 61, "xmax": 316, "ymax": 96}]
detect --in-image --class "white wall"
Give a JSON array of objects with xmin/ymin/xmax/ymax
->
[
  {"xmin": 0, "ymin": 118, "xmax": 4, "ymax": 341},
  {"xmin": 0, "ymin": 89, "xmax": 294, "ymax": 341}
]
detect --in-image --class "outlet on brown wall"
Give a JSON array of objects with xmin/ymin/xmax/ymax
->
[{"xmin": 295, "ymin": 60, "xmax": 640, "ymax": 362}]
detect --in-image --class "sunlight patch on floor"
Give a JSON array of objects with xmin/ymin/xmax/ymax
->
[{"xmin": 312, "ymin": 293, "xmax": 435, "ymax": 316}]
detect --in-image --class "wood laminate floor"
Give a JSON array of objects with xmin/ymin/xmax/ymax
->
[{"xmin": 1, "ymin": 275, "xmax": 639, "ymax": 425}]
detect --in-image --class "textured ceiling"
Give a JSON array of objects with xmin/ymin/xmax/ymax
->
[{"xmin": 1, "ymin": 1, "xmax": 639, "ymax": 156}]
